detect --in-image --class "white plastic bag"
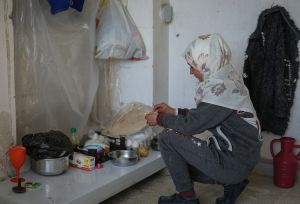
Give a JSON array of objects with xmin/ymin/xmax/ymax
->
[{"xmin": 95, "ymin": 0, "xmax": 147, "ymax": 60}]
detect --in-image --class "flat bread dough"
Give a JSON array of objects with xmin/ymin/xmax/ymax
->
[{"xmin": 102, "ymin": 103, "xmax": 150, "ymax": 137}]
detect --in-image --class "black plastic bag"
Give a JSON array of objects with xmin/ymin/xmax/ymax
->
[{"xmin": 22, "ymin": 130, "xmax": 73, "ymax": 160}]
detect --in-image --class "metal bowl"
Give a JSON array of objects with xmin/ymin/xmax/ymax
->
[
  {"xmin": 108, "ymin": 150, "xmax": 139, "ymax": 167},
  {"xmin": 31, "ymin": 155, "xmax": 69, "ymax": 176}
]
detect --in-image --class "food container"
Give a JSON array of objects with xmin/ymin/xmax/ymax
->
[
  {"xmin": 31, "ymin": 155, "xmax": 69, "ymax": 176},
  {"xmin": 108, "ymin": 150, "xmax": 139, "ymax": 167},
  {"xmin": 69, "ymin": 152, "xmax": 95, "ymax": 171}
]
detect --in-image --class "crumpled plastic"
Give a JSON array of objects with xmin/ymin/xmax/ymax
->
[{"xmin": 22, "ymin": 130, "xmax": 73, "ymax": 160}]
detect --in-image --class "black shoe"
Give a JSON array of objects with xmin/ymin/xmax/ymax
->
[
  {"xmin": 158, "ymin": 193, "xmax": 200, "ymax": 204},
  {"xmin": 216, "ymin": 179, "xmax": 249, "ymax": 204}
]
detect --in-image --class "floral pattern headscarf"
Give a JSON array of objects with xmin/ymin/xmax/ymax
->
[{"xmin": 184, "ymin": 33, "xmax": 257, "ymax": 115}]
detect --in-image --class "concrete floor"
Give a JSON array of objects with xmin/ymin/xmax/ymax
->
[{"xmin": 101, "ymin": 168, "xmax": 300, "ymax": 204}]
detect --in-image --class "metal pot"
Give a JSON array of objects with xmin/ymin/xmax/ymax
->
[
  {"xmin": 108, "ymin": 150, "xmax": 139, "ymax": 167},
  {"xmin": 31, "ymin": 155, "xmax": 69, "ymax": 176}
]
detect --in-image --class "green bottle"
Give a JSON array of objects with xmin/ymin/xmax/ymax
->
[{"xmin": 70, "ymin": 127, "xmax": 78, "ymax": 147}]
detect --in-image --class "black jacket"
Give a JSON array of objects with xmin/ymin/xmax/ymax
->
[{"xmin": 243, "ymin": 6, "xmax": 300, "ymax": 135}]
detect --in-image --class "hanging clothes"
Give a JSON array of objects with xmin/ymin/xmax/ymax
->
[
  {"xmin": 47, "ymin": 0, "xmax": 85, "ymax": 15},
  {"xmin": 243, "ymin": 6, "xmax": 300, "ymax": 135}
]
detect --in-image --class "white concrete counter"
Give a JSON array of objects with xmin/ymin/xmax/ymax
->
[{"xmin": 0, "ymin": 150, "xmax": 165, "ymax": 204}]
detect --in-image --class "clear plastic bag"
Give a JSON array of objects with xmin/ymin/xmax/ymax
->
[
  {"xmin": 95, "ymin": 0, "xmax": 147, "ymax": 60},
  {"xmin": 90, "ymin": 60, "xmax": 121, "ymax": 126},
  {"xmin": 126, "ymin": 127, "xmax": 153, "ymax": 149}
]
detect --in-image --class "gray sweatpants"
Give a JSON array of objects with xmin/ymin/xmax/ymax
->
[{"xmin": 159, "ymin": 129, "xmax": 250, "ymax": 193}]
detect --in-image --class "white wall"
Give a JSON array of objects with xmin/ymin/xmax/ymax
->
[
  {"xmin": 153, "ymin": 0, "xmax": 170, "ymax": 104},
  {"xmin": 164, "ymin": 0, "xmax": 300, "ymax": 160},
  {"xmin": 119, "ymin": 0, "xmax": 172, "ymax": 107},
  {"xmin": 117, "ymin": 0, "xmax": 154, "ymax": 107}
]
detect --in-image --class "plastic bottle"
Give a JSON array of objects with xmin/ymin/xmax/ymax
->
[{"xmin": 70, "ymin": 127, "xmax": 79, "ymax": 147}]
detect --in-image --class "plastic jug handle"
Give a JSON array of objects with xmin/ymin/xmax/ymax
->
[
  {"xmin": 270, "ymin": 139, "xmax": 281, "ymax": 158},
  {"xmin": 294, "ymin": 144, "xmax": 300, "ymax": 160}
]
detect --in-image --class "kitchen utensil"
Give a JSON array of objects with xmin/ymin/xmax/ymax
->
[
  {"xmin": 108, "ymin": 150, "xmax": 139, "ymax": 167},
  {"xmin": 31, "ymin": 155, "xmax": 69, "ymax": 176},
  {"xmin": 9, "ymin": 146, "xmax": 26, "ymax": 183},
  {"xmin": 9, "ymin": 146, "xmax": 26, "ymax": 193}
]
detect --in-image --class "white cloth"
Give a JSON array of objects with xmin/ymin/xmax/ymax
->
[{"xmin": 184, "ymin": 33, "xmax": 257, "ymax": 116}]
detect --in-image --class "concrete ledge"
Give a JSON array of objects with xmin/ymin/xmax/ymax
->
[{"xmin": 0, "ymin": 150, "xmax": 165, "ymax": 204}]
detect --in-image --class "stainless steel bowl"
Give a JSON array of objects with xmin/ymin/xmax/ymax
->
[
  {"xmin": 108, "ymin": 150, "xmax": 139, "ymax": 167},
  {"xmin": 31, "ymin": 155, "xmax": 69, "ymax": 176}
]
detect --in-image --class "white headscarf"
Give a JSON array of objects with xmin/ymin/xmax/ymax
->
[{"xmin": 184, "ymin": 33, "xmax": 257, "ymax": 116}]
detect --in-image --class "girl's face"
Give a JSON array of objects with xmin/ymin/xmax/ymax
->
[{"xmin": 189, "ymin": 65, "xmax": 204, "ymax": 81}]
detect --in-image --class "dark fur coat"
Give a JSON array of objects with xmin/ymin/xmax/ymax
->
[{"xmin": 243, "ymin": 6, "xmax": 300, "ymax": 135}]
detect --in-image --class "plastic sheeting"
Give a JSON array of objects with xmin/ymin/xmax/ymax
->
[
  {"xmin": 13, "ymin": 0, "xmax": 100, "ymax": 140},
  {"xmin": 90, "ymin": 60, "xmax": 121, "ymax": 127}
]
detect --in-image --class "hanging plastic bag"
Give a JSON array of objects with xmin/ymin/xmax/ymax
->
[{"xmin": 95, "ymin": 0, "xmax": 147, "ymax": 60}]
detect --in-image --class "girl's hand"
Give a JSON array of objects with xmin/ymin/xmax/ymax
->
[
  {"xmin": 153, "ymin": 103, "xmax": 176, "ymax": 115},
  {"xmin": 145, "ymin": 112, "xmax": 158, "ymax": 126}
]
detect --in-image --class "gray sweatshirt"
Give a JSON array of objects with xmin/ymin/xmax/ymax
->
[{"xmin": 158, "ymin": 102, "xmax": 262, "ymax": 172}]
